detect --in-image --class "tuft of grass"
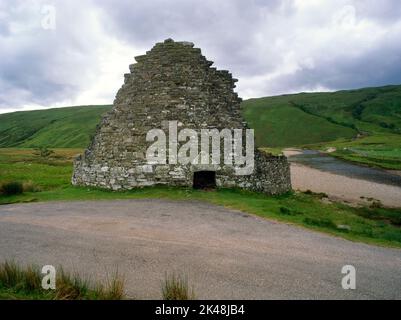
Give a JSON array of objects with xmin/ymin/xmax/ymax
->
[
  {"xmin": 352, "ymin": 205, "xmax": 401, "ymax": 226},
  {"xmin": 0, "ymin": 261, "xmax": 42, "ymax": 292},
  {"xmin": 96, "ymin": 271, "xmax": 125, "ymax": 300},
  {"xmin": 279, "ymin": 207, "xmax": 303, "ymax": 216},
  {"xmin": 54, "ymin": 268, "xmax": 90, "ymax": 300},
  {"xmin": 303, "ymin": 217, "xmax": 337, "ymax": 229},
  {"xmin": 369, "ymin": 200, "xmax": 383, "ymax": 209},
  {"xmin": 33, "ymin": 147, "xmax": 55, "ymax": 159},
  {"xmin": 162, "ymin": 273, "xmax": 195, "ymax": 300},
  {"xmin": 1, "ymin": 181, "xmax": 23, "ymax": 196},
  {"xmin": 302, "ymin": 190, "xmax": 328, "ymax": 199},
  {"xmin": 22, "ymin": 181, "xmax": 42, "ymax": 193},
  {"xmin": 0, "ymin": 260, "xmax": 125, "ymax": 300}
]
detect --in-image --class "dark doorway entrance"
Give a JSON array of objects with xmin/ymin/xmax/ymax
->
[{"xmin": 193, "ymin": 171, "xmax": 216, "ymax": 189}]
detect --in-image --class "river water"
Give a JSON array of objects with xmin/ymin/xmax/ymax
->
[{"xmin": 287, "ymin": 150, "xmax": 401, "ymax": 188}]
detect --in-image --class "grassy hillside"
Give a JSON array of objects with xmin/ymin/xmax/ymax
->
[
  {"xmin": 0, "ymin": 105, "xmax": 111, "ymax": 148},
  {"xmin": 242, "ymin": 85, "xmax": 401, "ymax": 169},
  {"xmin": 242, "ymin": 84, "xmax": 401, "ymax": 148},
  {"xmin": 0, "ymin": 84, "xmax": 400, "ymax": 168},
  {"xmin": 243, "ymin": 100, "xmax": 357, "ymax": 147}
]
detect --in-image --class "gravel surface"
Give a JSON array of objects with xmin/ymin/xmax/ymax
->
[
  {"xmin": 0, "ymin": 199, "xmax": 400, "ymax": 299},
  {"xmin": 283, "ymin": 148, "xmax": 401, "ymax": 207},
  {"xmin": 290, "ymin": 163, "xmax": 401, "ymax": 207}
]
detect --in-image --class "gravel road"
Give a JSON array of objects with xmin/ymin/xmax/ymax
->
[{"xmin": 0, "ymin": 199, "xmax": 400, "ymax": 299}]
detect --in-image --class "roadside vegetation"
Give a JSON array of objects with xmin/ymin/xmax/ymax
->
[
  {"xmin": 0, "ymin": 260, "xmax": 124, "ymax": 300},
  {"xmin": 1, "ymin": 148, "xmax": 400, "ymax": 248},
  {"xmin": 0, "ymin": 260, "xmax": 195, "ymax": 300},
  {"xmin": 162, "ymin": 273, "xmax": 196, "ymax": 300}
]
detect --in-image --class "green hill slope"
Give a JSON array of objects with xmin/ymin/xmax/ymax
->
[
  {"xmin": 243, "ymin": 99, "xmax": 357, "ymax": 147},
  {"xmin": 0, "ymin": 84, "xmax": 400, "ymax": 152},
  {"xmin": 0, "ymin": 105, "xmax": 111, "ymax": 148},
  {"xmin": 242, "ymin": 84, "xmax": 401, "ymax": 147}
]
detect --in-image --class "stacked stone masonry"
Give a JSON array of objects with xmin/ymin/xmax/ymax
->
[{"xmin": 72, "ymin": 39, "xmax": 291, "ymax": 195}]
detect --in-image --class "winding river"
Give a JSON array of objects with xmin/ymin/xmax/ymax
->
[{"xmin": 287, "ymin": 150, "xmax": 401, "ymax": 187}]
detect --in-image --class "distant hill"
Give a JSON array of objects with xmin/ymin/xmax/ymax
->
[
  {"xmin": 0, "ymin": 105, "xmax": 111, "ymax": 148},
  {"xmin": 0, "ymin": 84, "xmax": 400, "ymax": 148},
  {"xmin": 242, "ymin": 84, "xmax": 401, "ymax": 147}
]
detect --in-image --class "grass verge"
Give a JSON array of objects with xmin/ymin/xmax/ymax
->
[
  {"xmin": 0, "ymin": 260, "xmax": 124, "ymax": 300},
  {"xmin": 162, "ymin": 273, "xmax": 195, "ymax": 300}
]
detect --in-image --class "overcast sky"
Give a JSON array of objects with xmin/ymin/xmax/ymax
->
[{"xmin": 1, "ymin": 0, "xmax": 401, "ymax": 113}]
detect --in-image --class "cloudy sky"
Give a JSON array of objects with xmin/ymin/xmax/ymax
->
[{"xmin": 1, "ymin": 0, "xmax": 401, "ymax": 113}]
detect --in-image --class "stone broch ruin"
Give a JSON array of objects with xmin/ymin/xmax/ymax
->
[{"xmin": 72, "ymin": 39, "xmax": 291, "ymax": 194}]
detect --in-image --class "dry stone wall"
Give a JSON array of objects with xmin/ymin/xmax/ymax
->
[{"xmin": 72, "ymin": 39, "xmax": 291, "ymax": 195}]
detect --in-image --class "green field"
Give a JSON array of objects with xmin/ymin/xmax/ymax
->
[
  {"xmin": 243, "ymin": 85, "xmax": 401, "ymax": 169},
  {"xmin": 243, "ymin": 100, "xmax": 357, "ymax": 147},
  {"xmin": 1, "ymin": 84, "xmax": 400, "ymax": 169},
  {"xmin": 0, "ymin": 105, "xmax": 111, "ymax": 148},
  {"xmin": 243, "ymin": 85, "xmax": 401, "ymax": 145},
  {"xmin": 1, "ymin": 148, "xmax": 400, "ymax": 248}
]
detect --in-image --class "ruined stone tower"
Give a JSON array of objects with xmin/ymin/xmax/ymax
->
[{"xmin": 72, "ymin": 39, "xmax": 291, "ymax": 194}]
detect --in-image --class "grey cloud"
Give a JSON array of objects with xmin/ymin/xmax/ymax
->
[
  {"xmin": 262, "ymin": 38, "xmax": 401, "ymax": 94},
  {"xmin": 1, "ymin": 0, "xmax": 401, "ymax": 111},
  {"xmin": 0, "ymin": 0, "xmax": 105, "ymax": 109},
  {"xmin": 97, "ymin": 0, "xmax": 287, "ymax": 70},
  {"xmin": 354, "ymin": 0, "xmax": 401, "ymax": 24}
]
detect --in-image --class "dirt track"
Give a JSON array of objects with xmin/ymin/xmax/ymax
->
[{"xmin": 0, "ymin": 200, "xmax": 400, "ymax": 299}]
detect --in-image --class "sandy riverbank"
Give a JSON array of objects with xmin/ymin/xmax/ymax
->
[
  {"xmin": 290, "ymin": 162, "xmax": 401, "ymax": 207},
  {"xmin": 283, "ymin": 148, "xmax": 303, "ymax": 157},
  {"xmin": 389, "ymin": 170, "xmax": 401, "ymax": 177}
]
